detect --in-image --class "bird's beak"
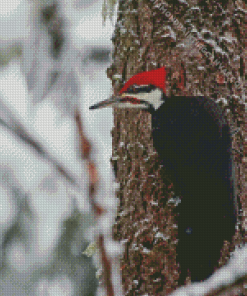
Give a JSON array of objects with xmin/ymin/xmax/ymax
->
[
  {"xmin": 89, "ymin": 96, "xmax": 122, "ymax": 110},
  {"xmin": 89, "ymin": 94, "xmax": 142, "ymax": 110}
]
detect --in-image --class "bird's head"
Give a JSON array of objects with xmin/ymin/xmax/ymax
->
[{"xmin": 89, "ymin": 67, "xmax": 166, "ymax": 112}]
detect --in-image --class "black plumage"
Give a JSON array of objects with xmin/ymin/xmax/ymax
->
[{"xmin": 151, "ymin": 95, "xmax": 236, "ymax": 283}]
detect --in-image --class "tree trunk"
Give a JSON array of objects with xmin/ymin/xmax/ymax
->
[{"xmin": 108, "ymin": 0, "xmax": 245, "ymax": 294}]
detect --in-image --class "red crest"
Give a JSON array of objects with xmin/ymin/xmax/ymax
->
[{"xmin": 119, "ymin": 67, "xmax": 166, "ymax": 94}]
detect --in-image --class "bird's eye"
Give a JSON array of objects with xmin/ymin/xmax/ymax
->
[
  {"xmin": 128, "ymin": 85, "xmax": 138, "ymax": 93},
  {"xmin": 127, "ymin": 85, "xmax": 155, "ymax": 93}
]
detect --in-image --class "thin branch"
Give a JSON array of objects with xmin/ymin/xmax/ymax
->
[
  {"xmin": 0, "ymin": 99, "xmax": 80, "ymax": 188},
  {"xmin": 75, "ymin": 108, "xmax": 116, "ymax": 296}
]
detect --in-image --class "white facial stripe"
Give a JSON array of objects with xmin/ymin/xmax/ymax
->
[{"xmin": 122, "ymin": 89, "xmax": 163, "ymax": 110}]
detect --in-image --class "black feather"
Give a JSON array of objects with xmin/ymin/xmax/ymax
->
[{"xmin": 151, "ymin": 95, "xmax": 236, "ymax": 283}]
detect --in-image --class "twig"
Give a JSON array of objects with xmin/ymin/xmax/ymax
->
[
  {"xmin": 0, "ymin": 99, "xmax": 80, "ymax": 187},
  {"xmin": 75, "ymin": 108, "xmax": 115, "ymax": 296}
]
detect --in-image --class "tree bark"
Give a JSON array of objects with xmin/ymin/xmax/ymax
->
[{"xmin": 108, "ymin": 0, "xmax": 245, "ymax": 294}]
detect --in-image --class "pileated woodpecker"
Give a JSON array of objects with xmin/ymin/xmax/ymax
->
[{"xmin": 89, "ymin": 67, "xmax": 236, "ymax": 284}]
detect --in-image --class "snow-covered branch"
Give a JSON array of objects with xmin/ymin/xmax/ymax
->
[{"xmin": 171, "ymin": 246, "xmax": 247, "ymax": 296}]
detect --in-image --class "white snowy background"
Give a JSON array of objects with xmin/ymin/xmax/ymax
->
[{"xmin": 0, "ymin": 0, "xmax": 119, "ymax": 295}]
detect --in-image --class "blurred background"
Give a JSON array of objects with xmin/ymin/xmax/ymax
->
[{"xmin": 0, "ymin": 0, "xmax": 117, "ymax": 295}]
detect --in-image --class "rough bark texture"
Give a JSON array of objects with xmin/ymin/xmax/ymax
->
[{"xmin": 108, "ymin": 0, "xmax": 246, "ymax": 295}]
